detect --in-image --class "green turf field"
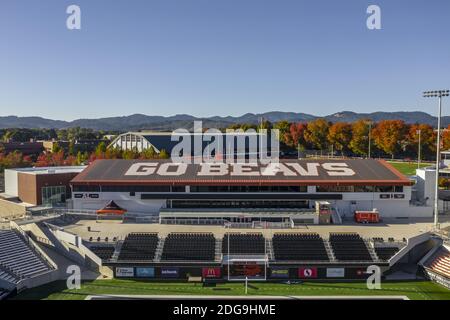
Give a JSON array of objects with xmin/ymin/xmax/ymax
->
[
  {"xmin": 387, "ymin": 161, "xmax": 430, "ymax": 176},
  {"xmin": 11, "ymin": 279, "xmax": 450, "ymax": 300}
]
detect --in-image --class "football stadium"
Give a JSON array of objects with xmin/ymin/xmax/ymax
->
[{"xmin": 1, "ymin": 158, "xmax": 449, "ymax": 301}]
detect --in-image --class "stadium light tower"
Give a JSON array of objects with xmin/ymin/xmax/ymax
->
[{"xmin": 423, "ymin": 90, "xmax": 450, "ymax": 230}]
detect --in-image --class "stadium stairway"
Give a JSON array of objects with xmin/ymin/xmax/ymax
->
[
  {"xmin": 323, "ymin": 239, "xmax": 337, "ymax": 262},
  {"xmin": 153, "ymin": 237, "xmax": 164, "ymax": 262},
  {"xmin": 265, "ymin": 238, "xmax": 274, "ymax": 260},
  {"xmin": 215, "ymin": 238, "xmax": 222, "ymax": 262},
  {"xmin": 110, "ymin": 240, "xmax": 124, "ymax": 262},
  {"xmin": 364, "ymin": 239, "xmax": 381, "ymax": 262}
]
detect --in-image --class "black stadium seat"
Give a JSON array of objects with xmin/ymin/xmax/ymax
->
[
  {"xmin": 117, "ymin": 233, "xmax": 159, "ymax": 261},
  {"xmin": 0, "ymin": 230, "xmax": 53, "ymax": 279},
  {"xmin": 272, "ymin": 233, "xmax": 329, "ymax": 261},
  {"xmin": 329, "ymin": 233, "xmax": 373, "ymax": 261},
  {"xmin": 161, "ymin": 233, "xmax": 215, "ymax": 261},
  {"xmin": 222, "ymin": 233, "xmax": 265, "ymax": 255},
  {"xmin": 375, "ymin": 246, "xmax": 400, "ymax": 260},
  {"xmin": 89, "ymin": 245, "xmax": 115, "ymax": 260}
]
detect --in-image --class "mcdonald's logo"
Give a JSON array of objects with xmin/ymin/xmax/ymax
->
[{"xmin": 202, "ymin": 267, "xmax": 221, "ymax": 278}]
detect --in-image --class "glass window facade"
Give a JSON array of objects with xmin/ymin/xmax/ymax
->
[
  {"xmin": 316, "ymin": 185, "xmax": 404, "ymax": 193},
  {"xmin": 190, "ymin": 185, "xmax": 307, "ymax": 193},
  {"xmin": 42, "ymin": 186, "xmax": 66, "ymax": 206}
]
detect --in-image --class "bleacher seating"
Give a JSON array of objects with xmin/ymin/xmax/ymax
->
[
  {"xmin": 428, "ymin": 248, "xmax": 450, "ymax": 278},
  {"xmin": 329, "ymin": 233, "xmax": 372, "ymax": 261},
  {"xmin": 161, "ymin": 233, "xmax": 215, "ymax": 261},
  {"xmin": 0, "ymin": 289, "xmax": 9, "ymax": 300},
  {"xmin": 375, "ymin": 246, "xmax": 400, "ymax": 261},
  {"xmin": 272, "ymin": 233, "xmax": 329, "ymax": 261},
  {"xmin": 117, "ymin": 233, "xmax": 159, "ymax": 261},
  {"xmin": 0, "ymin": 266, "xmax": 18, "ymax": 285},
  {"xmin": 222, "ymin": 233, "xmax": 265, "ymax": 255},
  {"xmin": 89, "ymin": 245, "xmax": 115, "ymax": 261},
  {"xmin": 0, "ymin": 230, "xmax": 52, "ymax": 278}
]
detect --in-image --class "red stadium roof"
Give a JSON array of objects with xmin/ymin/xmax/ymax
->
[{"xmin": 71, "ymin": 159, "xmax": 412, "ymax": 186}]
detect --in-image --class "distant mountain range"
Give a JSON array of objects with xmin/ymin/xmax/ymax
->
[{"xmin": 0, "ymin": 111, "xmax": 447, "ymax": 131}]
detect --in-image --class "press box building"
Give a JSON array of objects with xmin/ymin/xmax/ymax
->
[{"xmin": 69, "ymin": 159, "xmax": 433, "ymax": 223}]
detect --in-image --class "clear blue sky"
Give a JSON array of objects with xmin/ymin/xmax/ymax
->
[{"xmin": 0, "ymin": 0, "xmax": 449, "ymax": 120}]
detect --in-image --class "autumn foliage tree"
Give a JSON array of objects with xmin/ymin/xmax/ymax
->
[
  {"xmin": 273, "ymin": 121, "xmax": 291, "ymax": 144},
  {"xmin": 304, "ymin": 118, "xmax": 330, "ymax": 151},
  {"xmin": 349, "ymin": 119, "xmax": 371, "ymax": 156},
  {"xmin": 372, "ymin": 120, "xmax": 408, "ymax": 158},
  {"xmin": 442, "ymin": 125, "xmax": 450, "ymax": 151},
  {"xmin": 406, "ymin": 124, "xmax": 436, "ymax": 160},
  {"xmin": 284, "ymin": 123, "xmax": 308, "ymax": 149},
  {"xmin": 35, "ymin": 150, "xmax": 77, "ymax": 167},
  {"xmin": 0, "ymin": 151, "xmax": 32, "ymax": 171},
  {"xmin": 327, "ymin": 122, "xmax": 352, "ymax": 155}
]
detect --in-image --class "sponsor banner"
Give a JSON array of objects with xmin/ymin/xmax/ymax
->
[
  {"xmin": 161, "ymin": 267, "xmax": 179, "ymax": 278},
  {"xmin": 326, "ymin": 268, "xmax": 345, "ymax": 278},
  {"xmin": 136, "ymin": 267, "xmax": 155, "ymax": 278},
  {"xmin": 202, "ymin": 267, "xmax": 221, "ymax": 278},
  {"xmin": 298, "ymin": 267, "xmax": 318, "ymax": 279},
  {"xmin": 271, "ymin": 267, "xmax": 289, "ymax": 278},
  {"xmin": 116, "ymin": 267, "xmax": 134, "ymax": 278}
]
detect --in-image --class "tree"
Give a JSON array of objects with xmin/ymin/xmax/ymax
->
[
  {"xmin": 442, "ymin": 125, "xmax": 450, "ymax": 151},
  {"xmin": 327, "ymin": 122, "xmax": 352, "ymax": 155},
  {"xmin": 0, "ymin": 151, "xmax": 32, "ymax": 171},
  {"xmin": 142, "ymin": 146, "xmax": 156, "ymax": 159},
  {"xmin": 122, "ymin": 149, "xmax": 138, "ymax": 160},
  {"xmin": 95, "ymin": 141, "xmax": 107, "ymax": 155},
  {"xmin": 68, "ymin": 140, "xmax": 76, "ymax": 156},
  {"xmin": 284, "ymin": 123, "xmax": 307, "ymax": 149},
  {"xmin": 406, "ymin": 124, "xmax": 436, "ymax": 160},
  {"xmin": 371, "ymin": 120, "xmax": 407, "ymax": 158},
  {"xmin": 304, "ymin": 118, "xmax": 330, "ymax": 151},
  {"xmin": 159, "ymin": 149, "xmax": 169, "ymax": 159},
  {"xmin": 349, "ymin": 119, "xmax": 371, "ymax": 156},
  {"xmin": 51, "ymin": 142, "xmax": 62, "ymax": 153},
  {"xmin": 273, "ymin": 121, "xmax": 291, "ymax": 144}
]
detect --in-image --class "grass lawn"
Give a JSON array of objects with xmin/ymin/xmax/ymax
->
[
  {"xmin": 387, "ymin": 161, "xmax": 430, "ymax": 176},
  {"xmin": 12, "ymin": 279, "xmax": 450, "ymax": 300}
]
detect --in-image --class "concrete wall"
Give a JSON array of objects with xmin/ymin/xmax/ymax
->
[
  {"xmin": 4, "ymin": 169, "xmax": 18, "ymax": 197},
  {"xmin": 0, "ymin": 198, "xmax": 27, "ymax": 219},
  {"xmin": 416, "ymin": 168, "xmax": 435, "ymax": 205}
]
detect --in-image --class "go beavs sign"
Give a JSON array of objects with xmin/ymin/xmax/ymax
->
[{"xmin": 124, "ymin": 162, "xmax": 356, "ymax": 177}]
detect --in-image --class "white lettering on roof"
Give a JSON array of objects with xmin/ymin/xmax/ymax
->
[
  {"xmin": 124, "ymin": 162, "xmax": 356, "ymax": 177},
  {"xmin": 261, "ymin": 162, "xmax": 297, "ymax": 176},
  {"xmin": 321, "ymin": 163, "xmax": 356, "ymax": 176},
  {"xmin": 285, "ymin": 163, "xmax": 321, "ymax": 176},
  {"xmin": 124, "ymin": 163, "xmax": 158, "ymax": 176},
  {"xmin": 157, "ymin": 163, "xmax": 188, "ymax": 176}
]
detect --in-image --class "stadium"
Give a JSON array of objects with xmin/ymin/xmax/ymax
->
[{"xmin": 1, "ymin": 158, "xmax": 449, "ymax": 301}]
